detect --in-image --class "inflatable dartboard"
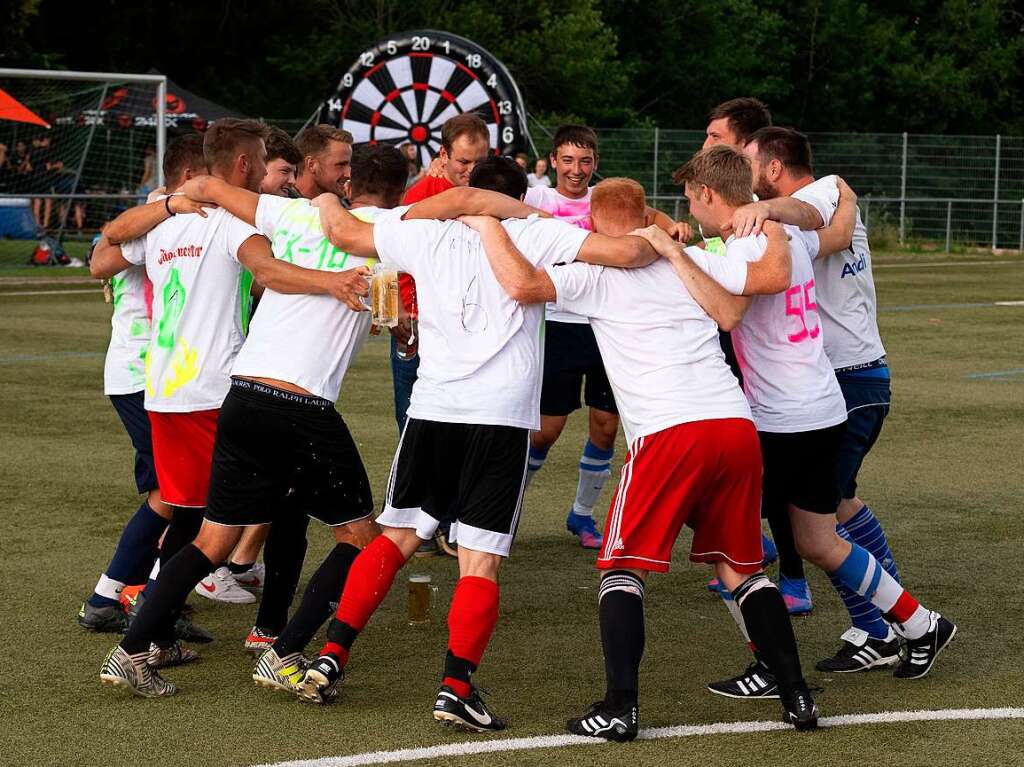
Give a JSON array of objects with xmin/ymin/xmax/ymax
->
[{"xmin": 321, "ymin": 30, "xmax": 529, "ymax": 167}]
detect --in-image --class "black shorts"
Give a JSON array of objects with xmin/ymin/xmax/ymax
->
[
  {"xmin": 205, "ymin": 379, "xmax": 373, "ymax": 528},
  {"xmin": 109, "ymin": 391, "xmax": 158, "ymax": 494},
  {"xmin": 759, "ymin": 422, "xmax": 846, "ymax": 516},
  {"xmin": 378, "ymin": 418, "xmax": 530, "ymax": 557},
  {"xmin": 540, "ymin": 321, "xmax": 618, "ymax": 416}
]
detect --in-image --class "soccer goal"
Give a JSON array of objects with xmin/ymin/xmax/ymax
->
[{"xmin": 0, "ymin": 68, "xmax": 167, "ymax": 248}]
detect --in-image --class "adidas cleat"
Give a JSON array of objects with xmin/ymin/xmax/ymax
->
[
  {"xmin": 148, "ymin": 641, "xmax": 199, "ymax": 669},
  {"xmin": 297, "ymin": 655, "xmax": 344, "ymax": 704},
  {"xmin": 780, "ymin": 686, "xmax": 818, "ymax": 731},
  {"xmin": 894, "ymin": 612, "xmax": 957, "ymax": 679},
  {"xmin": 816, "ymin": 627, "xmax": 900, "ymax": 673},
  {"xmin": 433, "ymin": 685, "xmax": 507, "ymax": 732},
  {"xmin": 78, "ymin": 601, "xmax": 128, "ymax": 633},
  {"xmin": 567, "ymin": 700, "xmax": 638, "ymax": 742},
  {"xmin": 566, "ymin": 511, "xmax": 603, "ymax": 550},
  {"xmin": 99, "ymin": 645, "xmax": 176, "ymax": 698},
  {"xmin": 244, "ymin": 626, "xmax": 278, "ymax": 653},
  {"xmin": 253, "ymin": 648, "xmax": 308, "ymax": 694},
  {"xmin": 707, "ymin": 660, "xmax": 779, "ymax": 700}
]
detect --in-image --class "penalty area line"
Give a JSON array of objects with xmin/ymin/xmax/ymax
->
[{"xmin": 252, "ymin": 706, "xmax": 1024, "ymax": 767}]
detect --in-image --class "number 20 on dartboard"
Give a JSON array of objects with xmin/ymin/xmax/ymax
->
[{"xmin": 785, "ymin": 279, "xmax": 819, "ymax": 343}]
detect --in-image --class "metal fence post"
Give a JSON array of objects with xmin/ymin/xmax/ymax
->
[
  {"xmin": 992, "ymin": 134, "xmax": 1001, "ymax": 250},
  {"xmin": 899, "ymin": 132, "xmax": 908, "ymax": 244},
  {"xmin": 945, "ymin": 200, "xmax": 952, "ymax": 253},
  {"xmin": 652, "ymin": 127, "xmax": 660, "ymax": 198},
  {"xmin": 1018, "ymin": 199, "xmax": 1023, "ymax": 252}
]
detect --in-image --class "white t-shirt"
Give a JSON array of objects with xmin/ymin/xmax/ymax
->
[
  {"xmin": 792, "ymin": 175, "xmax": 886, "ymax": 369},
  {"xmin": 103, "ymin": 265, "xmax": 152, "ymax": 395},
  {"xmin": 524, "ymin": 185, "xmax": 593, "ymax": 324},
  {"xmin": 231, "ymin": 196, "xmax": 394, "ymax": 402},
  {"xmin": 122, "ymin": 206, "xmax": 262, "ymax": 413},
  {"xmin": 545, "ymin": 255, "xmax": 752, "ymax": 446},
  {"xmin": 723, "ymin": 227, "xmax": 848, "ymax": 433},
  {"xmin": 373, "ymin": 215, "xmax": 590, "ymax": 429},
  {"xmin": 527, "ymin": 173, "xmax": 552, "ymax": 189}
]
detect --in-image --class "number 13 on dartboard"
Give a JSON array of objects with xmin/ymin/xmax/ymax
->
[{"xmin": 785, "ymin": 279, "xmax": 820, "ymax": 343}]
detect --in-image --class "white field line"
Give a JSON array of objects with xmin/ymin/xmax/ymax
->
[
  {"xmin": 251, "ymin": 706, "xmax": 1024, "ymax": 767},
  {"xmin": 874, "ymin": 259, "xmax": 1022, "ymax": 269},
  {"xmin": 0, "ymin": 288, "xmax": 100, "ymax": 296}
]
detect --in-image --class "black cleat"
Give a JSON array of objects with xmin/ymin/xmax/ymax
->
[
  {"xmin": 894, "ymin": 612, "xmax": 957, "ymax": 679},
  {"xmin": 78, "ymin": 601, "xmax": 128, "ymax": 633},
  {"xmin": 433, "ymin": 685, "xmax": 506, "ymax": 732},
  {"xmin": 567, "ymin": 700, "xmax": 638, "ymax": 742},
  {"xmin": 297, "ymin": 654, "xmax": 344, "ymax": 704},
  {"xmin": 780, "ymin": 686, "xmax": 818, "ymax": 731},
  {"xmin": 707, "ymin": 660, "xmax": 779, "ymax": 699},
  {"xmin": 816, "ymin": 627, "xmax": 900, "ymax": 673}
]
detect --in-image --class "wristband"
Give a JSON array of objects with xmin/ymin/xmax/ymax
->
[{"xmin": 165, "ymin": 195, "xmax": 175, "ymax": 216}]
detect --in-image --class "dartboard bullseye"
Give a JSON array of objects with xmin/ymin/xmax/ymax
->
[{"xmin": 321, "ymin": 30, "xmax": 529, "ymax": 168}]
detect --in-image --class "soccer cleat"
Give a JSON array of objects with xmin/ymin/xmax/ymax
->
[
  {"xmin": 707, "ymin": 577, "xmax": 723, "ymax": 593},
  {"xmin": 433, "ymin": 684, "xmax": 507, "ymax": 732},
  {"xmin": 78, "ymin": 601, "xmax": 128, "ymax": 633},
  {"xmin": 194, "ymin": 566, "xmax": 257, "ymax": 604},
  {"xmin": 126, "ymin": 592, "xmax": 214, "ymax": 643},
  {"xmin": 761, "ymin": 532, "xmax": 778, "ymax": 566},
  {"xmin": 244, "ymin": 626, "xmax": 278, "ymax": 653},
  {"xmin": 148, "ymin": 641, "xmax": 199, "ymax": 669},
  {"xmin": 567, "ymin": 700, "xmax": 638, "ymax": 742},
  {"xmin": 296, "ymin": 654, "xmax": 344, "ymax": 704},
  {"xmin": 99, "ymin": 645, "xmax": 176, "ymax": 698},
  {"xmin": 780, "ymin": 686, "xmax": 819, "ymax": 731},
  {"xmin": 780, "ymin": 576, "xmax": 813, "ymax": 616},
  {"xmin": 566, "ymin": 510, "xmax": 603, "ymax": 549},
  {"xmin": 893, "ymin": 612, "xmax": 957, "ymax": 680},
  {"xmin": 232, "ymin": 562, "xmax": 266, "ymax": 593},
  {"xmin": 815, "ymin": 627, "xmax": 901, "ymax": 673},
  {"xmin": 253, "ymin": 648, "xmax": 308, "ymax": 694},
  {"xmin": 707, "ymin": 660, "xmax": 779, "ymax": 699}
]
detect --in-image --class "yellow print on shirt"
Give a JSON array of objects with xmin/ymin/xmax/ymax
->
[{"xmin": 162, "ymin": 337, "xmax": 200, "ymax": 397}]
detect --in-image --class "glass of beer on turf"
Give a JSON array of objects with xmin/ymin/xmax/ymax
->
[
  {"xmin": 369, "ymin": 263, "xmax": 400, "ymax": 328},
  {"xmin": 408, "ymin": 573, "xmax": 436, "ymax": 625}
]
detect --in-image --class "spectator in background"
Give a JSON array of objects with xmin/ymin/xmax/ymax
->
[
  {"xmin": 137, "ymin": 145, "xmax": 157, "ymax": 201},
  {"xmin": 527, "ymin": 156, "xmax": 551, "ymax": 188},
  {"xmin": 14, "ymin": 140, "xmax": 32, "ymax": 179},
  {"xmin": 514, "ymin": 152, "xmax": 528, "ymax": 169},
  {"xmin": 0, "ymin": 143, "xmax": 11, "ymax": 191},
  {"xmin": 31, "ymin": 134, "xmax": 54, "ymax": 228},
  {"xmin": 261, "ymin": 126, "xmax": 302, "ymax": 196},
  {"xmin": 399, "ymin": 142, "xmax": 424, "ymax": 188}
]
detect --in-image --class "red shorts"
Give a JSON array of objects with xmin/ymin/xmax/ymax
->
[
  {"xmin": 148, "ymin": 409, "xmax": 220, "ymax": 508},
  {"xmin": 597, "ymin": 418, "xmax": 763, "ymax": 574}
]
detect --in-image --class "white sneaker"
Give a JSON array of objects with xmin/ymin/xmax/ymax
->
[
  {"xmin": 194, "ymin": 566, "xmax": 257, "ymax": 604},
  {"xmin": 232, "ymin": 562, "xmax": 266, "ymax": 593}
]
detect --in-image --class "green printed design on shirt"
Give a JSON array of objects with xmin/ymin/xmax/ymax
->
[
  {"xmin": 111, "ymin": 275, "xmax": 128, "ymax": 308},
  {"xmin": 157, "ymin": 267, "xmax": 185, "ymax": 350},
  {"xmin": 704, "ymin": 236, "xmax": 726, "ymax": 256},
  {"xmin": 240, "ymin": 269, "xmax": 254, "ymax": 334}
]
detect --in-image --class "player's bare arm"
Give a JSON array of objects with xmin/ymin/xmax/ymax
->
[
  {"xmin": 89, "ymin": 229, "xmax": 133, "ymax": 279},
  {"xmin": 314, "ymin": 194, "xmax": 377, "ymax": 258},
  {"xmin": 459, "ymin": 214, "xmax": 555, "ymax": 304},
  {"xmin": 235, "ymin": 234, "xmax": 369, "ymax": 312},
  {"xmin": 402, "ymin": 187, "xmax": 548, "ymax": 221},
  {"xmin": 814, "ymin": 178, "xmax": 858, "ymax": 258},
  {"xmin": 646, "ymin": 206, "xmax": 694, "ymax": 242},
  {"xmin": 732, "ymin": 196, "xmax": 823, "ymax": 238},
  {"xmin": 577, "ymin": 232, "xmax": 657, "ymax": 268},
  {"xmin": 179, "ymin": 176, "xmax": 258, "ymax": 226},
  {"xmin": 103, "ymin": 195, "xmax": 211, "ymax": 245}
]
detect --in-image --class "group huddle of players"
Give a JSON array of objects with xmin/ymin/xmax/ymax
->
[{"xmin": 79, "ymin": 97, "xmax": 956, "ymax": 740}]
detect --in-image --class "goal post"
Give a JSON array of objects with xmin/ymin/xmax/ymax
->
[{"xmin": 0, "ymin": 68, "xmax": 167, "ymax": 244}]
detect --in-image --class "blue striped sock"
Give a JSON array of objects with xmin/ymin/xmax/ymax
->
[
  {"xmin": 525, "ymin": 445, "xmax": 549, "ymax": 487},
  {"xmin": 839, "ymin": 505, "xmax": 900, "ymax": 583},
  {"xmin": 827, "ymin": 525, "xmax": 891, "ymax": 639},
  {"xmin": 574, "ymin": 441, "xmax": 613, "ymax": 517}
]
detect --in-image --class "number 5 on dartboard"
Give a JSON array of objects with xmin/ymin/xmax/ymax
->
[{"xmin": 785, "ymin": 279, "xmax": 820, "ymax": 343}]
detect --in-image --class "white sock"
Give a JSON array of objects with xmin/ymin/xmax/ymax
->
[
  {"xmin": 94, "ymin": 574, "xmax": 125, "ymax": 601},
  {"xmin": 574, "ymin": 440, "xmax": 614, "ymax": 517}
]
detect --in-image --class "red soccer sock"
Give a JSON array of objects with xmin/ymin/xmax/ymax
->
[{"xmin": 442, "ymin": 576, "xmax": 500, "ymax": 695}]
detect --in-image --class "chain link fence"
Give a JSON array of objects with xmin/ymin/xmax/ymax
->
[{"xmin": 528, "ymin": 119, "xmax": 1024, "ymax": 251}]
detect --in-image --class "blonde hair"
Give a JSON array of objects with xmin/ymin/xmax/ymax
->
[{"xmin": 672, "ymin": 145, "xmax": 753, "ymax": 207}]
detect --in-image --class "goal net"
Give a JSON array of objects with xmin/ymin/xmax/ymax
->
[{"xmin": 0, "ymin": 69, "xmax": 166, "ymax": 243}]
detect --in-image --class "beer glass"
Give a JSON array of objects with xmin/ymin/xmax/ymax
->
[
  {"xmin": 408, "ymin": 573, "xmax": 437, "ymax": 625},
  {"xmin": 369, "ymin": 263, "xmax": 400, "ymax": 328}
]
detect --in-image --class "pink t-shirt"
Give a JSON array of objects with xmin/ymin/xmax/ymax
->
[{"xmin": 524, "ymin": 185, "xmax": 593, "ymax": 323}]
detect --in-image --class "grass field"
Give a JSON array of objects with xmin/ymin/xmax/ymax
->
[{"xmin": 1, "ymin": 249, "xmax": 1022, "ymax": 767}]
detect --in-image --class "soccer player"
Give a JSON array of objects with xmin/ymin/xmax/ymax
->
[
  {"xmin": 656, "ymin": 146, "xmax": 957, "ymax": 696},
  {"xmin": 293, "ymin": 124, "xmax": 354, "ymax": 199},
  {"xmin": 296, "ymin": 157, "xmax": 658, "ymax": 730},
  {"xmin": 77, "ymin": 134, "xmax": 207, "ymax": 632},
  {"xmin": 743, "ymin": 126, "xmax": 904, "ymax": 672},
  {"xmin": 466, "ymin": 176, "xmax": 820, "ymax": 735},
  {"xmin": 260, "ymin": 126, "xmax": 302, "ymax": 196},
  {"xmin": 91, "ymin": 119, "xmax": 372, "ymax": 695}
]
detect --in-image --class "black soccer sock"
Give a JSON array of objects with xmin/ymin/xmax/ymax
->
[
  {"xmin": 598, "ymin": 571, "xmax": 645, "ymax": 709},
  {"xmin": 254, "ymin": 515, "xmax": 310, "ymax": 635},
  {"xmin": 120, "ymin": 544, "xmax": 214, "ymax": 654},
  {"xmin": 765, "ymin": 505, "xmax": 805, "ymax": 580},
  {"xmin": 159, "ymin": 508, "xmax": 204, "ymax": 568},
  {"xmin": 228, "ymin": 560, "xmax": 254, "ymax": 575},
  {"xmin": 273, "ymin": 542, "xmax": 360, "ymax": 655},
  {"xmin": 733, "ymin": 574, "xmax": 806, "ymax": 690}
]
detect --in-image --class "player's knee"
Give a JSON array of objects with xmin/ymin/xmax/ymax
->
[
  {"xmin": 193, "ymin": 523, "xmax": 241, "ymax": 563},
  {"xmin": 589, "ymin": 409, "xmax": 618, "ymax": 447},
  {"xmin": 383, "ymin": 526, "xmax": 421, "ymax": 559},
  {"xmin": 458, "ymin": 549, "xmax": 502, "ymax": 581},
  {"xmin": 335, "ymin": 518, "xmax": 381, "ymax": 548}
]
